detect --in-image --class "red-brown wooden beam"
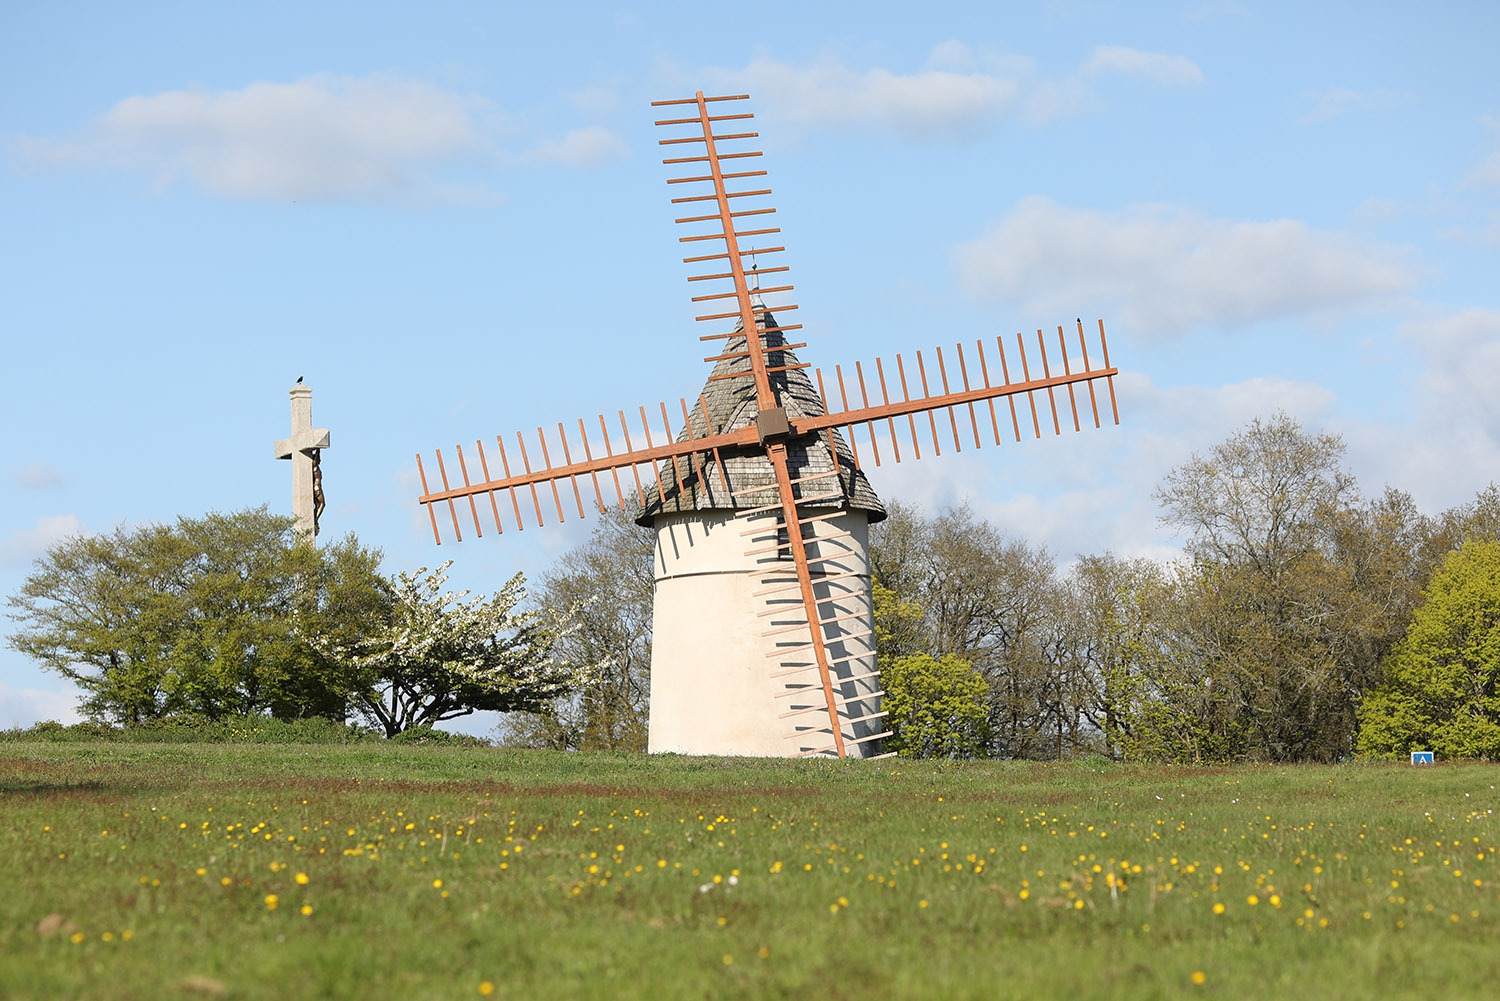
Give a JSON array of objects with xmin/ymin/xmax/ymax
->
[{"xmin": 790, "ymin": 363, "xmax": 1119, "ymax": 436}]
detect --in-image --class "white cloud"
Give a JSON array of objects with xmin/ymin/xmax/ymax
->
[
  {"xmin": 699, "ymin": 42, "xmax": 1202, "ymax": 140},
  {"xmin": 1084, "ymin": 46, "xmax": 1204, "ymax": 87},
  {"xmin": 1318, "ymin": 308, "xmax": 1500, "ymax": 511},
  {"xmin": 1402, "ymin": 308, "xmax": 1500, "ymax": 440},
  {"xmin": 0, "ymin": 514, "xmax": 86, "ymax": 567},
  {"xmin": 519, "ymin": 126, "xmax": 629, "ymax": 167},
  {"xmin": 954, "ymin": 196, "xmax": 1418, "ymax": 337},
  {"xmin": 13, "ymin": 461, "xmax": 65, "ymax": 489},
  {"xmin": 712, "ymin": 56, "xmax": 1020, "ymax": 140},
  {"xmin": 926, "ymin": 40, "xmax": 979, "ymax": 73},
  {"xmin": 0, "ymin": 681, "xmax": 83, "ymax": 727},
  {"xmin": 1300, "ymin": 88, "xmax": 1412, "ymax": 125},
  {"xmin": 14, "ymin": 75, "xmax": 628, "ymax": 202}
]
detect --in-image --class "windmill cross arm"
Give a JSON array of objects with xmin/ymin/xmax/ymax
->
[
  {"xmin": 790, "ymin": 364, "xmax": 1120, "ymax": 434},
  {"xmin": 274, "ymin": 428, "xmax": 331, "ymax": 459},
  {"xmin": 416, "ymin": 422, "xmax": 759, "ymax": 507}
]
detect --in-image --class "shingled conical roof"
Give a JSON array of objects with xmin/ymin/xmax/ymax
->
[{"xmin": 637, "ymin": 306, "xmax": 885, "ymax": 526}]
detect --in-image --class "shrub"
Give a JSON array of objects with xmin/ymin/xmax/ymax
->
[
  {"xmin": 1357, "ymin": 541, "xmax": 1500, "ymax": 760},
  {"xmin": 881, "ymin": 653, "xmax": 991, "ymax": 758}
]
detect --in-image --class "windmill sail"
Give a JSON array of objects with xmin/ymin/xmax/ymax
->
[{"xmin": 411, "ymin": 90, "xmax": 1124, "ymax": 759}]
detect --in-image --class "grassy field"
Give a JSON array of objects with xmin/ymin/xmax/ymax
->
[{"xmin": 3, "ymin": 744, "xmax": 1498, "ymax": 1000}]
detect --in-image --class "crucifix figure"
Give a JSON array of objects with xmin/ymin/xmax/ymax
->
[{"xmin": 273, "ymin": 381, "xmax": 331, "ymax": 541}]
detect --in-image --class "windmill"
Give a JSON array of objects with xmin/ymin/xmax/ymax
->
[{"xmin": 414, "ymin": 92, "xmax": 1121, "ymax": 760}]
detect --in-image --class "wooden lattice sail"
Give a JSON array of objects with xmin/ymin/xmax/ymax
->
[{"xmin": 415, "ymin": 92, "xmax": 1121, "ymax": 759}]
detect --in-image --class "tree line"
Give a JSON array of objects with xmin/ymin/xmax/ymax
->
[
  {"xmin": 865, "ymin": 413, "xmax": 1500, "ymax": 762},
  {"xmin": 9, "ymin": 412, "xmax": 1500, "ymax": 758},
  {"xmin": 509, "ymin": 412, "xmax": 1500, "ymax": 762}
]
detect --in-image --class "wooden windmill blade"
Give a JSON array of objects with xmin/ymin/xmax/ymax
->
[
  {"xmin": 652, "ymin": 92, "xmax": 799, "ymax": 418},
  {"xmin": 800, "ymin": 320, "xmax": 1121, "ymax": 464},
  {"xmin": 415, "ymin": 405, "xmax": 754, "ymax": 542}
]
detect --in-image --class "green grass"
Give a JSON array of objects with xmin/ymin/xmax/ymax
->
[{"xmin": 3, "ymin": 745, "xmax": 1498, "ymax": 1000}]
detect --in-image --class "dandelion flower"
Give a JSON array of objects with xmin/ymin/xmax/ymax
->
[
  {"xmin": 1212, "ymin": 903, "xmax": 1225, "ymax": 915},
  {"xmin": 295, "ymin": 872, "xmax": 309, "ymax": 885},
  {"xmin": 433, "ymin": 879, "xmax": 443, "ymax": 889},
  {"xmin": 479, "ymin": 982, "xmax": 495, "ymax": 996},
  {"xmin": 264, "ymin": 895, "xmax": 279, "ymax": 910},
  {"xmin": 1246, "ymin": 895, "xmax": 1259, "ymax": 906},
  {"xmin": 1191, "ymin": 971, "xmax": 1206, "ymax": 985},
  {"xmin": 919, "ymin": 900, "xmax": 929, "ymax": 909},
  {"xmin": 722, "ymin": 954, "xmax": 733, "ymax": 966}
]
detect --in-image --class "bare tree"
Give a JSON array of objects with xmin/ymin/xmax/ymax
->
[{"xmin": 870, "ymin": 501, "xmax": 1063, "ymax": 758}]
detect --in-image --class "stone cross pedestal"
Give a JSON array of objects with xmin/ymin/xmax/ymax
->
[{"xmin": 273, "ymin": 383, "xmax": 331, "ymax": 541}]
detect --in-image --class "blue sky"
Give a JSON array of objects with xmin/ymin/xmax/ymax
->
[{"xmin": 4, "ymin": 1, "xmax": 1498, "ymax": 731}]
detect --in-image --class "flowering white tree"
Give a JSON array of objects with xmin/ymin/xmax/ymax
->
[{"xmin": 316, "ymin": 562, "xmax": 581, "ymax": 737}]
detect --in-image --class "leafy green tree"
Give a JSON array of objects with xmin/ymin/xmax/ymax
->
[
  {"xmin": 5, "ymin": 508, "xmax": 384, "ymax": 724},
  {"xmin": 872, "ymin": 580, "xmax": 925, "ymax": 663},
  {"xmin": 1357, "ymin": 541, "xmax": 1500, "ymax": 760},
  {"xmin": 882, "ymin": 653, "xmax": 990, "ymax": 758},
  {"xmin": 317, "ymin": 562, "xmax": 579, "ymax": 737},
  {"xmin": 273, "ymin": 538, "xmax": 390, "ymax": 719}
]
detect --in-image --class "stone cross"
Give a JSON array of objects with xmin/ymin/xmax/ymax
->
[{"xmin": 273, "ymin": 382, "xmax": 331, "ymax": 541}]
